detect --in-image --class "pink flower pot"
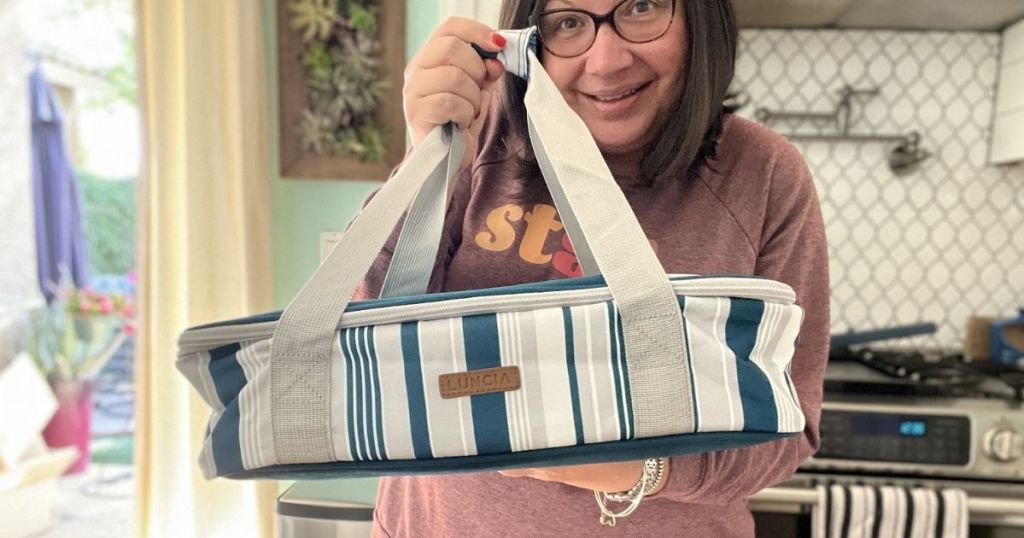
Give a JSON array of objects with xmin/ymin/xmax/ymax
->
[{"xmin": 42, "ymin": 379, "xmax": 94, "ymax": 475}]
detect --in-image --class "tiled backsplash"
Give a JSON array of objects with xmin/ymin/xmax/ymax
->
[{"xmin": 733, "ymin": 29, "xmax": 1024, "ymax": 348}]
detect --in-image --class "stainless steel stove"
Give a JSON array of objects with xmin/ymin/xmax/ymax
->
[
  {"xmin": 751, "ymin": 329, "xmax": 1024, "ymax": 531},
  {"xmin": 807, "ymin": 348, "xmax": 1023, "ymax": 484}
]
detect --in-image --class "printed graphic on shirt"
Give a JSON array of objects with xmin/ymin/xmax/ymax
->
[{"xmin": 473, "ymin": 203, "xmax": 657, "ymax": 278}]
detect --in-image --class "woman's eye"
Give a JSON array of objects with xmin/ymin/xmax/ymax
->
[
  {"xmin": 557, "ymin": 15, "xmax": 583, "ymax": 30},
  {"xmin": 632, "ymin": 1, "xmax": 652, "ymax": 13}
]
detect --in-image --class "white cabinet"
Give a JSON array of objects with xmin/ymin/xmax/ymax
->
[{"xmin": 991, "ymin": 18, "xmax": 1024, "ymax": 164}]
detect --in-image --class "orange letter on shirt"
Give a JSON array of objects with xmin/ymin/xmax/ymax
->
[
  {"xmin": 520, "ymin": 204, "xmax": 563, "ymax": 265},
  {"xmin": 475, "ymin": 204, "xmax": 524, "ymax": 252}
]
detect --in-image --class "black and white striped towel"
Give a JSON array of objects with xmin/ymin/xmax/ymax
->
[{"xmin": 812, "ymin": 484, "xmax": 968, "ymax": 538}]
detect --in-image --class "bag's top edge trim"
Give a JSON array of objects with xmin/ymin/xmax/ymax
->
[{"xmin": 183, "ymin": 273, "xmax": 789, "ymax": 333}]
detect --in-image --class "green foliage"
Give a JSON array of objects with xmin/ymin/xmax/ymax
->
[
  {"xmin": 348, "ymin": 4, "xmax": 377, "ymax": 35},
  {"xmin": 288, "ymin": 0, "xmax": 339, "ymax": 42},
  {"xmin": 289, "ymin": 0, "xmax": 389, "ymax": 163},
  {"xmin": 303, "ymin": 41, "xmax": 334, "ymax": 82},
  {"xmin": 77, "ymin": 171, "xmax": 135, "ymax": 275},
  {"xmin": 338, "ymin": 120, "xmax": 388, "ymax": 163}
]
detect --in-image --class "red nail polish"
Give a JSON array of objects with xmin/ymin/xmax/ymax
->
[{"xmin": 491, "ymin": 32, "xmax": 507, "ymax": 48}]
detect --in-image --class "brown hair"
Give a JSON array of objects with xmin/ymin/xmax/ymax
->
[{"xmin": 496, "ymin": 0, "xmax": 738, "ymax": 199}]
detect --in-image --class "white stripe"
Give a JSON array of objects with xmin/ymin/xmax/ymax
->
[
  {"xmin": 507, "ymin": 313, "xmax": 524, "ymax": 451},
  {"xmin": 685, "ymin": 297, "xmax": 741, "ymax": 433},
  {"xmin": 509, "ymin": 312, "xmax": 526, "ymax": 451},
  {"xmin": 814, "ymin": 485, "xmax": 827, "ymax": 538},
  {"xmin": 449, "ymin": 318, "xmax": 471, "ymax": 456},
  {"xmin": 515, "ymin": 312, "xmax": 534, "ymax": 451},
  {"xmin": 330, "ymin": 333, "xmax": 352, "ymax": 461},
  {"xmin": 248, "ymin": 340, "xmax": 277, "ymax": 468},
  {"xmin": 718, "ymin": 299, "xmax": 740, "ymax": 431},
  {"xmin": 235, "ymin": 343, "xmax": 256, "ymax": 470},
  {"xmin": 201, "ymin": 408, "xmax": 225, "ymax": 477},
  {"xmin": 892, "ymin": 488, "xmax": 906, "ymax": 538},
  {"xmin": 499, "ymin": 313, "xmax": 519, "ymax": 452},
  {"xmin": 748, "ymin": 303, "xmax": 794, "ymax": 433},
  {"xmin": 196, "ymin": 351, "xmax": 222, "ymax": 411},
  {"xmin": 602, "ymin": 306, "xmax": 621, "ymax": 441},
  {"xmin": 684, "ymin": 311, "xmax": 700, "ymax": 434},
  {"xmin": 583, "ymin": 306, "xmax": 604, "ymax": 443},
  {"xmin": 776, "ymin": 305, "xmax": 804, "ymax": 430},
  {"xmin": 372, "ymin": 323, "xmax": 413, "ymax": 460},
  {"xmin": 829, "ymin": 485, "xmax": 842, "ymax": 538},
  {"xmin": 418, "ymin": 329, "xmax": 437, "ymax": 456},
  {"xmin": 361, "ymin": 328, "xmax": 375, "ymax": 459},
  {"xmin": 533, "ymin": 308, "xmax": 576, "ymax": 448},
  {"xmin": 244, "ymin": 342, "xmax": 263, "ymax": 469}
]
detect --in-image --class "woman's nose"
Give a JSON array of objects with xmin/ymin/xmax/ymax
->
[{"xmin": 584, "ymin": 24, "xmax": 634, "ymax": 76}]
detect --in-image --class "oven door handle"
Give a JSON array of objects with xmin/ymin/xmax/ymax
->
[{"xmin": 750, "ymin": 486, "xmax": 1024, "ymax": 518}]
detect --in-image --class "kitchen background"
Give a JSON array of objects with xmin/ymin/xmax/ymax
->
[
  {"xmin": 274, "ymin": 1, "xmax": 1024, "ymax": 535},
  {"xmin": 1, "ymin": 0, "xmax": 1021, "ymax": 535},
  {"xmin": 732, "ymin": 28, "xmax": 1024, "ymax": 348},
  {"xmin": 269, "ymin": 2, "xmax": 1024, "ymax": 351}
]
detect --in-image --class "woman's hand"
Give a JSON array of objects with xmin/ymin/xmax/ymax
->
[
  {"xmin": 403, "ymin": 17, "xmax": 506, "ymax": 165},
  {"xmin": 499, "ymin": 459, "xmax": 670, "ymax": 495}
]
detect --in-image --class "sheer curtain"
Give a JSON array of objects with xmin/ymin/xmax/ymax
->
[{"xmin": 134, "ymin": 0, "xmax": 276, "ymax": 535}]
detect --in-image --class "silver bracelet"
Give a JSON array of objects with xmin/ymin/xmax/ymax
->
[{"xmin": 593, "ymin": 458, "xmax": 667, "ymax": 526}]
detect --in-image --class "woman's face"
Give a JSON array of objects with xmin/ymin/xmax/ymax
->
[{"xmin": 539, "ymin": 0, "xmax": 687, "ymax": 157}]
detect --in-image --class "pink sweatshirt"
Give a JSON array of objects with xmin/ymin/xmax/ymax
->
[{"xmin": 354, "ymin": 109, "xmax": 830, "ymax": 537}]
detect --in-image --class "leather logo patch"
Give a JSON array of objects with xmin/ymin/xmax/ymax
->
[{"xmin": 439, "ymin": 366, "xmax": 521, "ymax": 399}]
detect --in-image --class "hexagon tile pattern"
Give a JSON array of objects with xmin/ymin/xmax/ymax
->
[{"xmin": 733, "ymin": 29, "xmax": 1024, "ymax": 350}]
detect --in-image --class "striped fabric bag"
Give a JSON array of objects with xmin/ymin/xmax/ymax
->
[{"xmin": 176, "ymin": 28, "xmax": 807, "ymax": 479}]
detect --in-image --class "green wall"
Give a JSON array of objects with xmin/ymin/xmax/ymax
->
[
  {"xmin": 262, "ymin": 0, "xmax": 438, "ymax": 309},
  {"xmin": 263, "ymin": 0, "xmax": 438, "ymax": 498}
]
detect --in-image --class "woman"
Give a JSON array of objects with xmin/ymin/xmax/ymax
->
[{"xmin": 356, "ymin": 0, "xmax": 830, "ymax": 535}]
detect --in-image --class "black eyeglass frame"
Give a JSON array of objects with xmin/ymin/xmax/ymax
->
[{"xmin": 529, "ymin": 0, "xmax": 678, "ymax": 58}]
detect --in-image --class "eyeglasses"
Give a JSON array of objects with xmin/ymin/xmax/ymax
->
[{"xmin": 531, "ymin": 0, "xmax": 676, "ymax": 58}]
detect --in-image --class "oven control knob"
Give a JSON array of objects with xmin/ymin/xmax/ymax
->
[{"xmin": 984, "ymin": 428, "xmax": 1023, "ymax": 463}]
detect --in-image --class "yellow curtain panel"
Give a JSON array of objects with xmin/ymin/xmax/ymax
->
[{"xmin": 134, "ymin": 0, "xmax": 276, "ymax": 535}]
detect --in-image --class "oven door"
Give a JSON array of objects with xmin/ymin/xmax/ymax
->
[{"xmin": 749, "ymin": 473, "xmax": 1024, "ymax": 536}]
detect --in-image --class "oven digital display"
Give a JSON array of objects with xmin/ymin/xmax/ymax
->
[
  {"xmin": 900, "ymin": 420, "xmax": 927, "ymax": 436},
  {"xmin": 852, "ymin": 416, "xmax": 928, "ymax": 437},
  {"xmin": 818, "ymin": 409, "xmax": 971, "ymax": 466}
]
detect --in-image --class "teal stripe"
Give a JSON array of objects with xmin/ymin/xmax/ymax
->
[
  {"xmin": 207, "ymin": 343, "xmax": 244, "ymax": 407},
  {"xmin": 207, "ymin": 343, "xmax": 244, "ymax": 475},
  {"xmin": 606, "ymin": 302, "xmax": 628, "ymax": 441},
  {"xmin": 367, "ymin": 327, "xmax": 387, "ymax": 460},
  {"xmin": 355, "ymin": 328, "xmax": 376, "ymax": 460},
  {"xmin": 400, "ymin": 322, "xmax": 432, "ymax": 458},
  {"xmin": 562, "ymin": 307, "xmax": 585, "ymax": 445},
  {"xmin": 614, "ymin": 308, "xmax": 633, "ymax": 439},
  {"xmin": 211, "ymin": 403, "xmax": 242, "ymax": 476},
  {"xmin": 340, "ymin": 332, "xmax": 358, "ymax": 461},
  {"xmin": 726, "ymin": 298, "xmax": 778, "ymax": 432},
  {"xmin": 461, "ymin": 314, "xmax": 512, "ymax": 455},
  {"xmin": 684, "ymin": 299, "xmax": 700, "ymax": 434},
  {"xmin": 343, "ymin": 329, "xmax": 362, "ymax": 460}
]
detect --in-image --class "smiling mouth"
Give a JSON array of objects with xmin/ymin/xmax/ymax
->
[{"xmin": 585, "ymin": 82, "xmax": 653, "ymax": 103}]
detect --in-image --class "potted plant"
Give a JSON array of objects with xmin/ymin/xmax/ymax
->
[{"xmin": 27, "ymin": 272, "xmax": 134, "ymax": 474}]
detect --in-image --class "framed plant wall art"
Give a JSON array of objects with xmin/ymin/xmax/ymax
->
[{"xmin": 278, "ymin": 0, "xmax": 406, "ymax": 180}]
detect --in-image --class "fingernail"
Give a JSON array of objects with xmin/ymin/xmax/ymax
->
[{"xmin": 491, "ymin": 32, "xmax": 507, "ymax": 48}]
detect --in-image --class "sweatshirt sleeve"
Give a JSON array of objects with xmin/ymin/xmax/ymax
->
[{"xmin": 655, "ymin": 142, "xmax": 831, "ymax": 505}]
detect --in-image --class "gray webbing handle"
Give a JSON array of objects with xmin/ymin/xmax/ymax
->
[{"xmin": 270, "ymin": 126, "xmax": 464, "ymax": 464}]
